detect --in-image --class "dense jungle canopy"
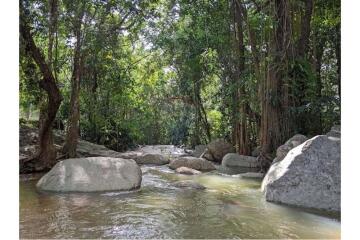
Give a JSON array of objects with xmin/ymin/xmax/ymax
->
[{"xmin": 19, "ymin": 0, "xmax": 340, "ymax": 169}]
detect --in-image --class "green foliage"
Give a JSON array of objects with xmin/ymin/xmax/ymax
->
[{"xmin": 20, "ymin": 0, "xmax": 341, "ymax": 150}]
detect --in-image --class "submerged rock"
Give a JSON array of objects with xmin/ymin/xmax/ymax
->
[
  {"xmin": 173, "ymin": 180, "xmax": 206, "ymax": 190},
  {"xmin": 262, "ymin": 135, "xmax": 340, "ymax": 213},
  {"xmin": 236, "ymin": 172, "xmax": 265, "ymax": 179},
  {"xmin": 135, "ymin": 153, "xmax": 170, "ymax": 165},
  {"xmin": 273, "ymin": 134, "xmax": 308, "ymax": 163},
  {"xmin": 175, "ymin": 166, "xmax": 201, "ymax": 175},
  {"xmin": 202, "ymin": 139, "xmax": 235, "ymax": 162},
  {"xmin": 37, "ymin": 157, "xmax": 142, "ymax": 192},
  {"xmin": 169, "ymin": 157, "xmax": 216, "ymax": 171}
]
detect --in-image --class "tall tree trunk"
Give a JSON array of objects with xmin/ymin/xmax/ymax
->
[
  {"xmin": 260, "ymin": 0, "xmax": 291, "ymax": 160},
  {"xmin": 233, "ymin": 0, "xmax": 250, "ymax": 155},
  {"xmin": 20, "ymin": 9, "xmax": 62, "ymax": 170},
  {"xmin": 192, "ymin": 78, "xmax": 202, "ymax": 147},
  {"xmin": 47, "ymin": 0, "xmax": 58, "ymax": 70},
  {"xmin": 196, "ymin": 86, "xmax": 211, "ymax": 144},
  {"xmin": 334, "ymin": 23, "xmax": 341, "ymax": 100},
  {"xmin": 241, "ymin": 3, "xmax": 262, "ymax": 146},
  {"xmin": 295, "ymin": 0, "xmax": 314, "ymax": 133},
  {"xmin": 311, "ymin": 19, "xmax": 327, "ymax": 134},
  {"xmin": 63, "ymin": 4, "xmax": 85, "ymax": 158},
  {"xmin": 297, "ymin": 0, "xmax": 313, "ymax": 58}
]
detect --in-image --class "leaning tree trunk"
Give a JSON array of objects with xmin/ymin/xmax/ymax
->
[
  {"xmin": 20, "ymin": 14, "xmax": 62, "ymax": 171},
  {"xmin": 38, "ymin": 0, "xmax": 59, "ymax": 163}
]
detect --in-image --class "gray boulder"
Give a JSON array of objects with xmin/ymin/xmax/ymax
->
[
  {"xmin": 274, "ymin": 134, "xmax": 308, "ymax": 162},
  {"xmin": 116, "ymin": 151, "xmax": 143, "ymax": 159},
  {"xmin": 76, "ymin": 140, "xmax": 124, "ymax": 158},
  {"xmin": 262, "ymin": 135, "xmax": 340, "ymax": 213},
  {"xmin": 201, "ymin": 151, "xmax": 215, "ymax": 161},
  {"xmin": 203, "ymin": 139, "xmax": 235, "ymax": 162},
  {"xmin": 37, "ymin": 157, "xmax": 142, "ymax": 192},
  {"xmin": 192, "ymin": 145, "xmax": 207, "ymax": 158},
  {"xmin": 175, "ymin": 166, "xmax": 201, "ymax": 175},
  {"xmin": 222, "ymin": 153, "xmax": 260, "ymax": 171},
  {"xmin": 134, "ymin": 153, "xmax": 169, "ymax": 165},
  {"xmin": 327, "ymin": 125, "xmax": 341, "ymax": 138},
  {"xmin": 251, "ymin": 146, "xmax": 261, "ymax": 157},
  {"xmin": 169, "ymin": 156, "xmax": 215, "ymax": 171}
]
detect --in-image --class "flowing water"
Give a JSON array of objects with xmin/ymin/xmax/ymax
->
[{"xmin": 20, "ymin": 165, "xmax": 340, "ymax": 239}]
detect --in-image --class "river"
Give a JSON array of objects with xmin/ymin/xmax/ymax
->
[{"xmin": 20, "ymin": 164, "xmax": 340, "ymax": 239}]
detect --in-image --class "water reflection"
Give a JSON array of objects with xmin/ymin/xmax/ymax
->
[{"xmin": 20, "ymin": 165, "xmax": 340, "ymax": 239}]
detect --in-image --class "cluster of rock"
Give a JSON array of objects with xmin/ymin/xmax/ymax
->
[
  {"xmin": 21, "ymin": 128, "xmax": 215, "ymax": 192},
  {"xmin": 23, "ymin": 123, "xmax": 341, "ymax": 214},
  {"xmin": 187, "ymin": 139, "xmax": 262, "ymax": 176},
  {"xmin": 261, "ymin": 127, "xmax": 341, "ymax": 213}
]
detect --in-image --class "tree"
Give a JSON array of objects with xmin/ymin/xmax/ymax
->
[
  {"xmin": 260, "ymin": 0, "xmax": 292, "ymax": 165},
  {"xmin": 20, "ymin": 0, "xmax": 62, "ymax": 170},
  {"xmin": 62, "ymin": 0, "xmax": 86, "ymax": 158},
  {"xmin": 19, "ymin": 0, "xmax": 341, "ymax": 173}
]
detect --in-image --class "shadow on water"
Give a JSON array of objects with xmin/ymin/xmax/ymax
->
[{"xmin": 20, "ymin": 165, "xmax": 341, "ymax": 239}]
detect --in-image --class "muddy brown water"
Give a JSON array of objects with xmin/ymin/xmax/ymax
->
[{"xmin": 20, "ymin": 165, "xmax": 340, "ymax": 239}]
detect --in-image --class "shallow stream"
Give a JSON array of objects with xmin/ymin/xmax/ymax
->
[{"xmin": 20, "ymin": 165, "xmax": 340, "ymax": 239}]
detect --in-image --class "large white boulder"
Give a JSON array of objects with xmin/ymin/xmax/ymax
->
[
  {"xmin": 37, "ymin": 157, "xmax": 142, "ymax": 192},
  {"xmin": 262, "ymin": 135, "xmax": 340, "ymax": 213}
]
